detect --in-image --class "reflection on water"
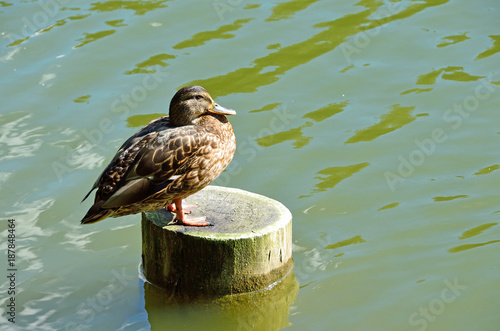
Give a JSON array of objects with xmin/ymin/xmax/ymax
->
[
  {"xmin": 1, "ymin": 0, "xmax": 499, "ymax": 329},
  {"xmin": 458, "ymin": 222, "xmax": 498, "ymax": 240},
  {"xmin": 441, "ymin": 69, "xmax": 485, "ymax": 82},
  {"xmin": 173, "ymin": 18, "xmax": 253, "ymax": 50},
  {"xmin": 475, "ymin": 35, "xmax": 500, "ymax": 60},
  {"xmin": 448, "ymin": 222, "xmax": 500, "ymax": 253},
  {"xmin": 0, "ymin": 113, "xmax": 45, "ymax": 162},
  {"xmin": 437, "ymin": 33, "xmax": 470, "ymax": 48},
  {"xmin": 302, "ymin": 162, "xmax": 369, "ymax": 198},
  {"xmin": 448, "ymin": 240, "xmax": 500, "ymax": 254},
  {"xmin": 417, "ymin": 66, "xmax": 486, "ymax": 85},
  {"xmin": 266, "ymin": 0, "xmax": 320, "ymax": 22},
  {"xmin": 325, "ymin": 235, "xmax": 366, "ymax": 250},
  {"xmin": 89, "ymin": 0, "xmax": 170, "ymax": 15},
  {"xmin": 432, "ymin": 195, "xmax": 468, "ymax": 202},
  {"xmin": 377, "ymin": 202, "xmax": 399, "ymax": 211},
  {"xmin": 73, "ymin": 95, "xmax": 91, "ymax": 104},
  {"xmin": 125, "ymin": 54, "xmax": 175, "ymax": 75},
  {"xmin": 74, "ymin": 30, "xmax": 116, "ymax": 48},
  {"xmin": 256, "ymin": 122, "xmax": 313, "ymax": 149},
  {"xmin": 474, "ymin": 164, "xmax": 499, "ymax": 175},
  {"xmin": 126, "ymin": 113, "xmax": 167, "ymax": 127},
  {"xmin": 345, "ymin": 104, "xmax": 416, "ymax": 144},
  {"xmin": 193, "ymin": 0, "xmax": 448, "ymax": 97},
  {"xmin": 302, "ymin": 101, "xmax": 348, "ymax": 122},
  {"xmin": 144, "ymin": 271, "xmax": 299, "ymax": 331}
]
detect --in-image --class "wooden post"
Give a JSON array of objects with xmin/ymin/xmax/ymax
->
[{"xmin": 141, "ymin": 186, "xmax": 292, "ymax": 298}]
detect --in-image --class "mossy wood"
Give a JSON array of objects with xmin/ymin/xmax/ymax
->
[{"xmin": 141, "ymin": 186, "xmax": 292, "ymax": 298}]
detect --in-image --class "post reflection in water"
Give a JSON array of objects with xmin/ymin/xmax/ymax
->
[{"xmin": 144, "ymin": 271, "xmax": 299, "ymax": 330}]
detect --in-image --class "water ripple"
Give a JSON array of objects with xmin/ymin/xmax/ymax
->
[
  {"xmin": 302, "ymin": 101, "xmax": 348, "ymax": 122},
  {"xmin": 192, "ymin": 0, "xmax": 448, "ymax": 97},
  {"xmin": 416, "ymin": 66, "xmax": 486, "ymax": 85},
  {"xmin": 458, "ymin": 222, "xmax": 498, "ymax": 240},
  {"xmin": 474, "ymin": 164, "xmax": 500, "ymax": 175},
  {"xmin": 3, "ymin": 198, "xmax": 55, "ymax": 239},
  {"xmin": 60, "ymin": 219, "xmax": 100, "ymax": 250},
  {"xmin": 448, "ymin": 240, "xmax": 500, "ymax": 254},
  {"xmin": 0, "ymin": 113, "xmax": 45, "ymax": 162},
  {"xmin": 266, "ymin": 0, "xmax": 321, "ymax": 22},
  {"xmin": 124, "ymin": 53, "xmax": 175, "ymax": 75},
  {"xmin": 74, "ymin": 29, "xmax": 116, "ymax": 48},
  {"xmin": 301, "ymin": 162, "xmax": 370, "ymax": 198},
  {"xmin": 173, "ymin": 18, "xmax": 253, "ymax": 50},
  {"xmin": 436, "ymin": 33, "xmax": 469, "ymax": 48},
  {"xmin": 325, "ymin": 235, "xmax": 366, "ymax": 250},
  {"xmin": 89, "ymin": 0, "xmax": 170, "ymax": 15},
  {"xmin": 475, "ymin": 35, "xmax": 500, "ymax": 60},
  {"xmin": 345, "ymin": 104, "xmax": 416, "ymax": 144},
  {"xmin": 256, "ymin": 122, "xmax": 313, "ymax": 149}
]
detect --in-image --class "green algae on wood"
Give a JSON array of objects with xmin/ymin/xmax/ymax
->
[{"xmin": 141, "ymin": 186, "xmax": 293, "ymax": 298}]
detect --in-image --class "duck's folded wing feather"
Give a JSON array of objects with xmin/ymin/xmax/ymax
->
[
  {"xmin": 125, "ymin": 127, "xmax": 201, "ymax": 182},
  {"xmin": 81, "ymin": 116, "xmax": 170, "ymax": 203},
  {"xmin": 101, "ymin": 178, "xmax": 152, "ymax": 208},
  {"xmin": 96, "ymin": 126, "xmax": 213, "ymax": 209}
]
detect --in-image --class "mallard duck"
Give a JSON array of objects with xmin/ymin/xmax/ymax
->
[{"xmin": 81, "ymin": 85, "xmax": 236, "ymax": 226}]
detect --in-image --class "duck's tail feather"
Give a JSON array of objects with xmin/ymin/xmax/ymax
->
[{"xmin": 81, "ymin": 200, "xmax": 112, "ymax": 224}]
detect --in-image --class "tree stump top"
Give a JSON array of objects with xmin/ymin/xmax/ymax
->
[{"xmin": 144, "ymin": 185, "xmax": 291, "ymax": 238}]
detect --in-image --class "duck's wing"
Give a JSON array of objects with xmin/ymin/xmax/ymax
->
[
  {"xmin": 84, "ymin": 123, "xmax": 217, "ymax": 211},
  {"xmin": 81, "ymin": 116, "xmax": 169, "ymax": 203}
]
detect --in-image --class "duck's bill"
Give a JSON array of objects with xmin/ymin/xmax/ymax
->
[{"xmin": 211, "ymin": 103, "xmax": 236, "ymax": 115}]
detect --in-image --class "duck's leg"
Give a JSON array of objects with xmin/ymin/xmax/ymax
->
[
  {"xmin": 166, "ymin": 201, "xmax": 198, "ymax": 214},
  {"xmin": 167, "ymin": 198, "xmax": 210, "ymax": 226}
]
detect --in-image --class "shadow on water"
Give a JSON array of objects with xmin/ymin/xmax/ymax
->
[{"xmin": 144, "ymin": 271, "xmax": 299, "ymax": 331}]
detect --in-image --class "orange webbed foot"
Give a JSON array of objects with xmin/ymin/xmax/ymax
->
[
  {"xmin": 166, "ymin": 199, "xmax": 209, "ymax": 226},
  {"xmin": 172, "ymin": 215, "xmax": 211, "ymax": 227},
  {"xmin": 166, "ymin": 202, "xmax": 198, "ymax": 214}
]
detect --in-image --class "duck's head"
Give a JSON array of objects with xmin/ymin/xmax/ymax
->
[{"xmin": 169, "ymin": 85, "xmax": 236, "ymax": 126}]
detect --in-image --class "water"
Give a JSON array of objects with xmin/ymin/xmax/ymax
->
[{"xmin": 1, "ymin": 0, "xmax": 499, "ymax": 330}]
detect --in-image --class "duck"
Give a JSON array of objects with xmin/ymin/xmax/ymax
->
[{"xmin": 81, "ymin": 85, "xmax": 236, "ymax": 226}]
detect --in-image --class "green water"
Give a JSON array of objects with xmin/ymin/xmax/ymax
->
[{"xmin": 1, "ymin": 0, "xmax": 499, "ymax": 330}]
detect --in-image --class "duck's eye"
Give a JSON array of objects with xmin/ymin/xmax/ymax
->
[{"xmin": 195, "ymin": 95, "xmax": 204, "ymax": 100}]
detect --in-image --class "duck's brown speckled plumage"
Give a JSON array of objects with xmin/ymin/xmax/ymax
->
[{"xmin": 81, "ymin": 85, "xmax": 236, "ymax": 225}]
